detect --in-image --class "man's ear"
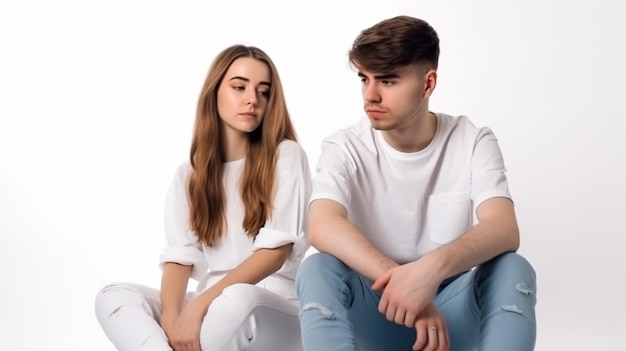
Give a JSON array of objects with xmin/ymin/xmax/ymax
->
[{"xmin": 423, "ymin": 69, "xmax": 437, "ymax": 98}]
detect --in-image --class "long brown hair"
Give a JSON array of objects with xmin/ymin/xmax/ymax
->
[{"xmin": 188, "ymin": 45, "xmax": 297, "ymax": 246}]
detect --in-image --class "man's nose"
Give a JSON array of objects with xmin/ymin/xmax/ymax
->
[{"xmin": 364, "ymin": 83, "xmax": 381, "ymax": 103}]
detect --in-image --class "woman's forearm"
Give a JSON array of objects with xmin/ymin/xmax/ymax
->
[
  {"xmin": 195, "ymin": 244, "xmax": 292, "ymax": 305},
  {"xmin": 160, "ymin": 262, "xmax": 192, "ymax": 315}
]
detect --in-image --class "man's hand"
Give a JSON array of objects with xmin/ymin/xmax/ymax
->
[
  {"xmin": 412, "ymin": 303, "xmax": 449, "ymax": 351},
  {"xmin": 371, "ymin": 259, "xmax": 442, "ymax": 327}
]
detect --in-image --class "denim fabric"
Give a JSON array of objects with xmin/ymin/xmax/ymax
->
[{"xmin": 296, "ymin": 252, "xmax": 536, "ymax": 351}]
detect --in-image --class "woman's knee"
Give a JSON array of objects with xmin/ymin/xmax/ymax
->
[
  {"xmin": 201, "ymin": 284, "xmax": 298, "ymax": 351},
  {"xmin": 94, "ymin": 282, "xmax": 151, "ymax": 321},
  {"xmin": 94, "ymin": 283, "xmax": 130, "ymax": 321},
  {"xmin": 207, "ymin": 284, "xmax": 293, "ymax": 320},
  {"xmin": 215, "ymin": 283, "xmax": 264, "ymax": 307},
  {"xmin": 95, "ymin": 282, "xmax": 127, "ymax": 304}
]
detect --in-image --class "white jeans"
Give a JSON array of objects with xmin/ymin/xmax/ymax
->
[{"xmin": 94, "ymin": 282, "xmax": 302, "ymax": 351}]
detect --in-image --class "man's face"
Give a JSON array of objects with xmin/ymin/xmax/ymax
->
[{"xmin": 358, "ymin": 63, "xmax": 433, "ymax": 131}]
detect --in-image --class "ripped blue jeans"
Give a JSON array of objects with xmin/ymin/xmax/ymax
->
[{"xmin": 295, "ymin": 252, "xmax": 536, "ymax": 351}]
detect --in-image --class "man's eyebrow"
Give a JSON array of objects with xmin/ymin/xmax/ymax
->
[
  {"xmin": 229, "ymin": 76, "xmax": 271, "ymax": 87},
  {"xmin": 357, "ymin": 72, "xmax": 400, "ymax": 80}
]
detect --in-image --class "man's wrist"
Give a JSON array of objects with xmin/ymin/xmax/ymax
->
[
  {"xmin": 373, "ymin": 258, "xmax": 399, "ymax": 280},
  {"xmin": 419, "ymin": 250, "xmax": 451, "ymax": 283}
]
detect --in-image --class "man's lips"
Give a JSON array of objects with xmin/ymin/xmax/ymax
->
[{"xmin": 366, "ymin": 109, "xmax": 386, "ymax": 117}]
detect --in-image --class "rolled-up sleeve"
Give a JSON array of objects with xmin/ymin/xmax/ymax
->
[
  {"xmin": 252, "ymin": 141, "xmax": 312, "ymax": 278},
  {"xmin": 159, "ymin": 163, "xmax": 208, "ymax": 281}
]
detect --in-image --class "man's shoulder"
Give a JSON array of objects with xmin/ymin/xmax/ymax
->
[
  {"xmin": 323, "ymin": 117, "xmax": 373, "ymax": 145},
  {"xmin": 436, "ymin": 112, "xmax": 492, "ymax": 140},
  {"xmin": 437, "ymin": 112, "xmax": 475, "ymax": 129}
]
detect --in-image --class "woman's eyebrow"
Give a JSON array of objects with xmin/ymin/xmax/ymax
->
[
  {"xmin": 229, "ymin": 76, "xmax": 271, "ymax": 87},
  {"xmin": 229, "ymin": 75, "xmax": 250, "ymax": 82}
]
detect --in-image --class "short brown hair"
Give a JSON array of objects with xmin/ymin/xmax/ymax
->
[{"xmin": 349, "ymin": 15, "xmax": 440, "ymax": 72}]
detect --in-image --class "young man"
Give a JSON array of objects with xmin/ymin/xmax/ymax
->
[{"xmin": 296, "ymin": 16, "xmax": 537, "ymax": 351}]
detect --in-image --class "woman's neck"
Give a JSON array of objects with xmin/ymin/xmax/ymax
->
[{"xmin": 221, "ymin": 128, "xmax": 249, "ymax": 162}]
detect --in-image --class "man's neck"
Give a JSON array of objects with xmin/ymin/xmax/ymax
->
[{"xmin": 381, "ymin": 111, "xmax": 437, "ymax": 153}]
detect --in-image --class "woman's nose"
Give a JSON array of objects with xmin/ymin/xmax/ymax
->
[{"xmin": 246, "ymin": 90, "xmax": 258, "ymax": 106}]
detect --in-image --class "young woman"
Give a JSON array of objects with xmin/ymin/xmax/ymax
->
[{"xmin": 95, "ymin": 45, "xmax": 312, "ymax": 351}]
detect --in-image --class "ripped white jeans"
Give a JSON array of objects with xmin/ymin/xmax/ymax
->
[{"xmin": 94, "ymin": 282, "xmax": 302, "ymax": 351}]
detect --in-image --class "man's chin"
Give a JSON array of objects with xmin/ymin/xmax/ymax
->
[{"xmin": 369, "ymin": 120, "xmax": 395, "ymax": 131}]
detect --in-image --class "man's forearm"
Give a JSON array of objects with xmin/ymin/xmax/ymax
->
[
  {"xmin": 310, "ymin": 216, "xmax": 398, "ymax": 281},
  {"xmin": 422, "ymin": 211, "xmax": 520, "ymax": 282}
]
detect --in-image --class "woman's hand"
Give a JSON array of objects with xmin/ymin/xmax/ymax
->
[{"xmin": 164, "ymin": 291, "xmax": 216, "ymax": 351}]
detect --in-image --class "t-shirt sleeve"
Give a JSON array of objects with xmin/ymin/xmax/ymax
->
[
  {"xmin": 470, "ymin": 127, "xmax": 512, "ymax": 210},
  {"xmin": 158, "ymin": 163, "xmax": 208, "ymax": 281},
  {"xmin": 309, "ymin": 138, "xmax": 356, "ymax": 210},
  {"xmin": 252, "ymin": 141, "xmax": 312, "ymax": 277}
]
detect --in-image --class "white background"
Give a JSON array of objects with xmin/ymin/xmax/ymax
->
[{"xmin": 1, "ymin": 1, "xmax": 625, "ymax": 350}]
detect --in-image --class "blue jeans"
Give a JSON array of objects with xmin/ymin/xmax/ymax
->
[{"xmin": 296, "ymin": 252, "xmax": 536, "ymax": 351}]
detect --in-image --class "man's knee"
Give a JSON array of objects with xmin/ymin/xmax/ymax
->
[
  {"xmin": 480, "ymin": 252, "xmax": 537, "ymax": 292},
  {"xmin": 491, "ymin": 252, "xmax": 535, "ymax": 274},
  {"xmin": 296, "ymin": 252, "xmax": 343, "ymax": 285}
]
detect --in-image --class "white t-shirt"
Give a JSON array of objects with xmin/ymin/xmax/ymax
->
[
  {"xmin": 159, "ymin": 140, "xmax": 312, "ymax": 300},
  {"xmin": 310, "ymin": 113, "xmax": 511, "ymax": 264}
]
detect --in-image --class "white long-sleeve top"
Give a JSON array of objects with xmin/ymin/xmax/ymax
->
[{"xmin": 159, "ymin": 140, "xmax": 312, "ymax": 301}]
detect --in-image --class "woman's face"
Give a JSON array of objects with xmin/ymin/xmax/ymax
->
[{"xmin": 216, "ymin": 57, "xmax": 271, "ymax": 136}]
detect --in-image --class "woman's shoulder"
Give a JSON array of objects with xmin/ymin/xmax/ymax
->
[
  {"xmin": 276, "ymin": 139, "xmax": 310, "ymax": 169},
  {"xmin": 171, "ymin": 160, "xmax": 192, "ymax": 184},
  {"xmin": 277, "ymin": 139, "xmax": 306, "ymax": 158}
]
